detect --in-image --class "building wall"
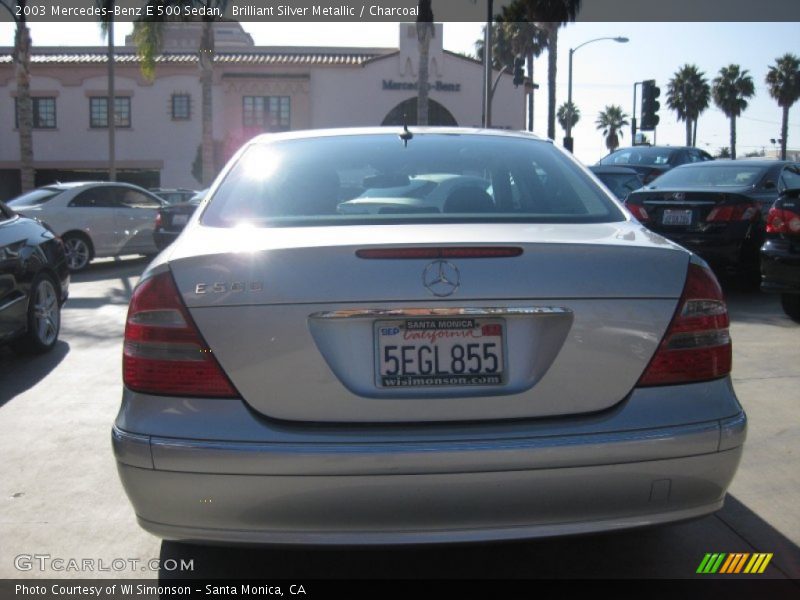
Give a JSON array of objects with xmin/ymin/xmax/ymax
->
[{"xmin": 0, "ymin": 24, "xmax": 525, "ymax": 196}]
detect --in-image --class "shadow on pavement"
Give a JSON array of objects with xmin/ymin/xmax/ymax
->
[
  {"xmin": 158, "ymin": 495, "xmax": 800, "ymax": 580},
  {"xmin": 0, "ymin": 341, "xmax": 69, "ymax": 407}
]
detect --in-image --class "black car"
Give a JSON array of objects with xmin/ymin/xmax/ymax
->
[
  {"xmin": 0, "ymin": 201, "xmax": 69, "ymax": 353},
  {"xmin": 761, "ymin": 188, "xmax": 800, "ymax": 321},
  {"xmin": 588, "ymin": 166, "xmax": 644, "ymax": 200},
  {"xmin": 597, "ymin": 145, "xmax": 714, "ymax": 184},
  {"xmin": 624, "ymin": 160, "xmax": 800, "ymax": 276},
  {"xmin": 153, "ymin": 189, "xmax": 205, "ymax": 250}
]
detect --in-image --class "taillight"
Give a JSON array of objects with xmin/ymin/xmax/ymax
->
[
  {"xmin": 706, "ymin": 203, "xmax": 759, "ymax": 223},
  {"xmin": 123, "ymin": 271, "xmax": 239, "ymax": 397},
  {"xmin": 638, "ymin": 263, "xmax": 731, "ymax": 386},
  {"xmin": 154, "ymin": 213, "xmax": 163, "ymax": 229},
  {"xmin": 625, "ymin": 201, "xmax": 650, "ymax": 223},
  {"xmin": 766, "ymin": 206, "xmax": 800, "ymax": 234}
]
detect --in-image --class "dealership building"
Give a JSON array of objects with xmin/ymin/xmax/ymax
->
[{"xmin": 0, "ymin": 23, "xmax": 525, "ymax": 199}]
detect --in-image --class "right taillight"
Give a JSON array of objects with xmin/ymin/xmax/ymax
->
[
  {"xmin": 638, "ymin": 262, "xmax": 731, "ymax": 387},
  {"xmin": 123, "ymin": 270, "xmax": 239, "ymax": 398},
  {"xmin": 766, "ymin": 206, "xmax": 800, "ymax": 235}
]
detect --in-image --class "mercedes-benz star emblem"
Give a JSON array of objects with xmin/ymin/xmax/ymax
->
[{"xmin": 423, "ymin": 260, "xmax": 460, "ymax": 297}]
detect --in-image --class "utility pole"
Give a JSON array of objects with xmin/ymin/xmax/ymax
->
[{"xmin": 482, "ymin": 0, "xmax": 493, "ymax": 128}]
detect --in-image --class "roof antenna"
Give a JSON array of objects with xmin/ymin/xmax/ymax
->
[{"xmin": 399, "ymin": 112, "xmax": 413, "ymax": 147}]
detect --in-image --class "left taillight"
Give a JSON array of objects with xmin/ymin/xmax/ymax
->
[
  {"xmin": 154, "ymin": 213, "xmax": 163, "ymax": 229},
  {"xmin": 123, "ymin": 270, "xmax": 239, "ymax": 398},
  {"xmin": 766, "ymin": 205, "xmax": 800, "ymax": 235}
]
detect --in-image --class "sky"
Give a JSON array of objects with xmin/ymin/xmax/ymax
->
[{"xmin": 1, "ymin": 20, "xmax": 799, "ymax": 164}]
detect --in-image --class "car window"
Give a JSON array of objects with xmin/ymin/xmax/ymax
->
[
  {"xmin": 202, "ymin": 134, "xmax": 625, "ymax": 227},
  {"xmin": 779, "ymin": 166, "xmax": 800, "ymax": 191},
  {"xmin": 648, "ymin": 165, "xmax": 767, "ymax": 188},
  {"xmin": 0, "ymin": 202, "xmax": 13, "ymax": 222},
  {"xmin": 596, "ymin": 173, "xmax": 643, "ymax": 199},
  {"xmin": 118, "ymin": 189, "xmax": 162, "ymax": 209},
  {"xmin": 600, "ymin": 147, "xmax": 674, "ymax": 167},
  {"xmin": 69, "ymin": 187, "xmax": 116, "ymax": 208},
  {"xmin": 7, "ymin": 188, "xmax": 62, "ymax": 208}
]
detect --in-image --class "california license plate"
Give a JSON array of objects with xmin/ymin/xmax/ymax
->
[
  {"xmin": 171, "ymin": 214, "xmax": 189, "ymax": 226},
  {"xmin": 662, "ymin": 209, "xmax": 692, "ymax": 226},
  {"xmin": 375, "ymin": 318, "xmax": 505, "ymax": 387}
]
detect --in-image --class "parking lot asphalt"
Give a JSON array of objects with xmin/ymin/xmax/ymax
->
[{"xmin": 0, "ymin": 257, "xmax": 798, "ymax": 580}]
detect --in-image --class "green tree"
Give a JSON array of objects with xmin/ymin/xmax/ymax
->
[
  {"xmin": 133, "ymin": 1, "xmax": 229, "ymax": 186},
  {"xmin": 765, "ymin": 53, "xmax": 800, "ymax": 161},
  {"xmin": 596, "ymin": 105, "xmax": 629, "ymax": 152},
  {"xmin": 712, "ymin": 64, "xmax": 755, "ymax": 160},
  {"xmin": 1, "ymin": 0, "xmax": 34, "ymax": 192},
  {"xmin": 557, "ymin": 101, "xmax": 580, "ymax": 133},
  {"xmin": 716, "ymin": 147, "xmax": 732, "ymax": 159},
  {"xmin": 499, "ymin": 0, "xmax": 581, "ymax": 139},
  {"xmin": 667, "ymin": 64, "xmax": 711, "ymax": 147},
  {"xmin": 476, "ymin": 20, "xmax": 548, "ymax": 130},
  {"xmin": 416, "ymin": 0, "xmax": 434, "ymax": 126}
]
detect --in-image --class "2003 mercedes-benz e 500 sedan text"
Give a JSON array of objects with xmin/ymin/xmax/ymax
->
[{"xmin": 112, "ymin": 128, "xmax": 746, "ymax": 545}]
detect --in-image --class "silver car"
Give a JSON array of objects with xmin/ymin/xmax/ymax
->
[
  {"xmin": 8, "ymin": 182, "xmax": 165, "ymax": 271},
  {"xmin": 113, "ymin": 128, "xmax": 746, "ymax": 545}
]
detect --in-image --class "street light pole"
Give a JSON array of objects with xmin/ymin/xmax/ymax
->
[{"xmin": 564, "ymin": 36, "xmax": 628, "ymax": 153}]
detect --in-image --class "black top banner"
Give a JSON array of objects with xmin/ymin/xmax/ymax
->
[{"xmin": 2, "ymin": 0, "xmax": 800, "ymax": 22}]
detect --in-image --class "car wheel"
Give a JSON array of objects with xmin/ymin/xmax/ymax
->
[
  {"xmin": 12, "ymin": 274, "xmax": 61, "ymax": 354},
  {"xmin": 62, "ymin": 234, "xmax": 92, "ymax": 271},
  {"xmin": 781, "ymin": 294, "xmax": 800, "ymax": 322}
]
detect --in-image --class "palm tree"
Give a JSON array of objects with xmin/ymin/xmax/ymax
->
[
  {"xmin": 475, "ymin": 21, "xmax": 548, "ymax": 130},
  {"xmin": 667, "ymin": 64, "xmax": 711, "ymax": 147},
  {"xmin": 96, "ymin": 0, "xmax": 116, "ymax": 180},
  {"xmin": 596, "ymin": 105, "xmax": 628, "ymax": 152},
  {"xmin": 134, "ymin": 1, "xmax": 229, "ymax": 186},
  {"xmin": 500, "ymin": 0, "xmax": 581, "ymax": 139},
  {"xmin": 765, "ymin": 53, "xmax": 800, "ymax": 161},
  {"xmin": 557, "ymin": 101, "xmax": 580, "ymax": 133},
  {"xmin": 416, "ymin": 0, "xmax": 434, "ymax": 126},
  {"xmin": 711, "ymin": 65, "xmax": 755, "ymax": 160},
  {"xmin": 494, "ymin": 9, "xmax": 549, "ymax": 131},
  {"xmin": 1, "ymin": 0, "xmax": 34, "ymax": 192}
]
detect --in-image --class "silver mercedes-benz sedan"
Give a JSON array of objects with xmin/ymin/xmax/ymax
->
[{"xmin": 113, "ymin": 128, "xmax": 746, "ymax": 545}]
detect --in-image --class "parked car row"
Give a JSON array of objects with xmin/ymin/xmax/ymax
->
[{"xmin": 590, "ymin": 148, "xmax": 800, "ymax": 321}]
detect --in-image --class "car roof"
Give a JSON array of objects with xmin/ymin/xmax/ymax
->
[{"xmin": 250, "ymin": 127, "xmax": 548, "ymax": 145}]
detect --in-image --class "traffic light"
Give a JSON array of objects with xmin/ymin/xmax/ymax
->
[
  {"xmin": 513, "ymin": 57, "xmax": 525, "ymax": 87},
  {"xmin": 640, "ymin": 79, "xmax": 661, "ymax": 131}
]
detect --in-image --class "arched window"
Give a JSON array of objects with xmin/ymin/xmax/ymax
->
[{"xmin": 381, "ymin": 97, "xmax": 458, "ymax": 127}]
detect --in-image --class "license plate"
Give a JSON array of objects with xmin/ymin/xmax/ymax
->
[
  {"xmin": 662, "ymin": 209, "xmax": 692, "ymax": 226},
  {"xmin": 375, "ymin": 318, "xmax": 505, "ymax": 387},
  {"xmin": 171, "ymin": 214, "xmax": 189, "ymax": 226}
]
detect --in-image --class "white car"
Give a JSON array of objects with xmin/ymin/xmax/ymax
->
[{"xmin": 8, "ymin": 182, "xmax": 165, "ymax": 271}]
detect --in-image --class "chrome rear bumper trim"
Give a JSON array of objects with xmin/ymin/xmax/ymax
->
[{"xmin": 309, "ymin": 306, "xmax": 573, "ymax": 319}]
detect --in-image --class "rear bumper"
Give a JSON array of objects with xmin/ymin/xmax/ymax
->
[
  {"xmin": 761, "ymin": 239, "xmax": 800, "ymax": 294},
  {"xmin": 113, "ymin": 379, "xmax": 746, "ymax": 545}
]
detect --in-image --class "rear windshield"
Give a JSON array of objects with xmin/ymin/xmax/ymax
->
[
  {"xmin": 649, "ymin": 165, "xmax": 767, "ymax": 188},
  {"xmin": 7, "ymin": 188, "xmax": 62, "ymax": 207},
  {"xmin": 599, "ymin": 147, "xmax": 676, "ymax": 166},
  {"xmin": 202, "ymin": 133, "xmax": 625, "ymax": 227}
]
